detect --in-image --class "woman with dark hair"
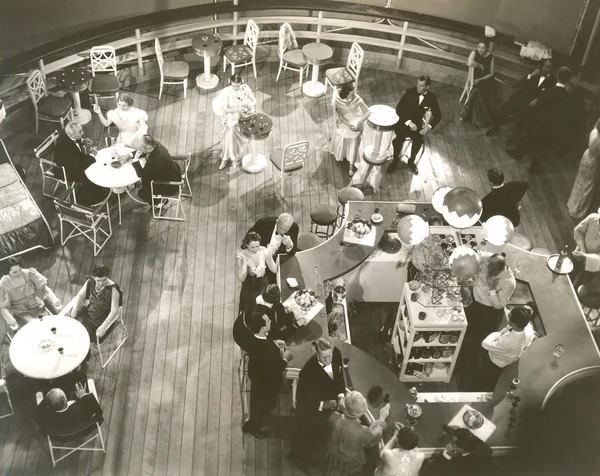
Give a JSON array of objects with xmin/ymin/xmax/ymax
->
[
  {"xmin": 236, "ymin": 231, "xmax": 277, "ymax": 312},
  {"xmin": 331, "ymin": 82, "xmax": 371, "ymax": 176},
  {"xmin": 70, "ymin": 264, "xmax": 122, "ymax": 341},
  {"xmin": 93, "ymin": 92, "xmax": 148, "ymax": 148},
  {"xmin": 461, "ymin": 38, "xmax": 498, "ymax": 127},
  {"xmin": 212, "ymin": 74, "xmax": 257, "ymax": 170},
  {"xmin": 375, "ymin": 425, "xmax": 425, "ymax": 476},
  {"xmin": 0, "ymin": 257, "xmax": 61, "ymax": 330}
]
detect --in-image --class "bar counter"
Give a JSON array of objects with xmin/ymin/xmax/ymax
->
[{"xmin": 279, "ymin": 201, "xmax": 600, "ymax": 452}]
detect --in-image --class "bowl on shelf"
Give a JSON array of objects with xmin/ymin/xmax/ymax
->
[
  {"xmin": 463, "ymin": 409, "xmax": 484, "ymax": 430},
  {"xmin": 348, "ymin": 218, "xmax": 372, "ymax": 238},
  {"xmin": 408, "ymin": 280, "xmax": 421, "ymax": 291},
  {"xmin": 294, "ymin": 289, "xmax": 318, "ymax": 310}
]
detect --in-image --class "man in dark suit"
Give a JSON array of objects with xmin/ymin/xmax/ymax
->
[
  {"xmin": 55, "ymin": 121, "xmax": 109, "ymax": 205},
  {"xmin": 507, "ymin": 66, "xmax": 575, "ymax": 172},
  {"xmin": 486, "ymin": 59, "xmax": 556, "ymax": 136},
  {"xmin": 387, "ymin": 75, "xmax": 441, "ymax": 175},
  {"xmin": 480, "ymin": 168, "xmax": 529, "ymax": 226},
  {"xmin": 131, "ymin": 135, "xmax": 181, "ymax": 207},
  {"xmin": 290, "ymin": 337, "xmax": 346, "ymax": 469},
  {"xmin": 242, "ymin": 305, "xmax": 291, "ymax": 439},
  {"xmin": 247, "ymin": 213, "xmax": 299, "ymax": 283}
]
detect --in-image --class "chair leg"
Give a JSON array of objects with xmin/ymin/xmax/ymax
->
[
  {"xmin": 35, "ymin": 114, "xmax": 39, "ymax": 135},
  {"xmin": 299, "ymin": 66, "xmax": 303, "ymax": 87},
  {"xmin": 276, "ymin": 60, "xmax": 283, "ymax": 82},
  {"xmin": 183, "ymin": 79, "xmax": 187, "ymax": 99},
  {"xmin": 252, "ymin": 60, "xmax": 257, "ymax": 79},
  {"xmin": 159, "ymin": 78, "xmax": 163, "ymax": 99}
]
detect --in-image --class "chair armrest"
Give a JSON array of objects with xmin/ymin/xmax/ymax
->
[
  {"xmin": 96, "ymin": 307, "xmax": 121, "ymax": 337},
  {"xmin": 87, "ymin": 379, "xmax": 99, "ymax": 403},
  {"xmin": 36, "ymin": 392, "xmax": 44, "ymax": 406},
  {"xmin": 58, "ymin": 294, "xmax": 79, "ymax": 316}
]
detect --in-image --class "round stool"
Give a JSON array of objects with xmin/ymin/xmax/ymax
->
[
  {"xmin": 531, "ymin": 247, "xmax": 552, "ymax": 256},
  {"xmin": 510, "ymin": 233, "xmax": 533, "ymax": 251},
  {"xmin": 337, "ymin": 186, "xmax": 364, "ymax": 226},
  {"xmin": 577, "ymin": 284, "xmax": 600, "ymax": 326},
  {"xmin": 297, "ymin": 232, "xmax": 322, "ymax": 251},
  {"xmin": 310, "ymin": 204, "xmax": 338, "ymax": 239}
]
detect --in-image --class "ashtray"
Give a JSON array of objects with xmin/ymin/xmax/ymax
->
[
  {"xmin": 371, "ymin": 213, "xmax": 383, "ymax": 224},
  {"xmin": 38, "ymin": 338, "xmax": 55, "ymax": 353},
  {"xmin": 463, "ymin": 409, "xmax": 484, "ymax": 429},
  {"xmin": 110, "ymin": 161, "xmax": 122, "ymax": 169}
]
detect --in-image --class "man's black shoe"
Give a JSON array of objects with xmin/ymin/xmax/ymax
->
[
  {"xmin": 243, "ymin": 426, "xmax": 267, "ymax": 439},
  {"xmin": 409, "ymin": 162, "xmax": 419, "ymax": 175},
  {"xmin": 486, "ymin": 125, "xmax": 499, "ymax": 137},
  {"xmin": 386, "ymin": 163, "xmax": 398, "ymax": 174}
]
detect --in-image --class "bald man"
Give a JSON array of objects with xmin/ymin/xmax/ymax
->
[{"xmin": 248, "ymin": 214, "xmax": 299, "ymax": 283}]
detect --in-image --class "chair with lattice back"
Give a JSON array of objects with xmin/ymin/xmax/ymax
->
[
  {"xmin": 269, "ymin": 140, "xmax": 308, "ymax": 200},
  {"xmin": 89, "ymin": 46, "xmax": 120, "ymax": 106},
  {"xmin": 276, "ymin": 23, "xmax": 307, "ymax": 86},
  {"xmin": 0, "ymin": 354, "xmax": 14, "ymax": 419},
  {"xmin": 155, "ymin": 38, "xmax": 189, "ymax": 99},
  {"xmin": 223, "ymin": 20, "xmax": 259, "ymax": 78},
  {"xmin": 460, "ymin": 64, "xmax": 475, "ymax": 103},
  {"xmin": 325, "ymin": 42, "xmax": 364, "ymax": 103},
  {"xmin": 26, "ymin": 70, "xmax": 73, "ymax": 134},
  {"xmin": 34, "ymin": 130, "xmax": 72, "ymax": 201}
]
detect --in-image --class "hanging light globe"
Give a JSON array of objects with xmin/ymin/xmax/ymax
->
[
  {"xmin": 449, "ymin": 246, "xmax": 481, "ymax": 280},
  {"xmin": 397, "ymin": 214, "xmax": 429, "ymax": 245},
  {"xmin": 432, "ymin": 186, "xmax": 453, "ymax": 213},
  {"xmin": 483, "ymin": 215, "xmax": 515, "ymax": 246},
  {"xmin": 442, "ymin": 187, "xmax": 482, "ymax": 229}
]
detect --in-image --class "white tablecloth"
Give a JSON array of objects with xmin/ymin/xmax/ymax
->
[
  {"xmin": 9, "ymin": 315, "xmax": 90, "ymax": 379},
  {"xmin": 85, "ymin": 145, "xmax": 140, "ymax": 189}
]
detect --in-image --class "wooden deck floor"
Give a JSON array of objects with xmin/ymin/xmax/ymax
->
[{"xmin": 0, "ymin": 59, "xmax": 585, "ymax": 475}]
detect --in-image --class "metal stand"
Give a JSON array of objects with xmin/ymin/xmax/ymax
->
[{"xmin": 372, "ymin": 0, "xmax": 399, "ymax": 27}]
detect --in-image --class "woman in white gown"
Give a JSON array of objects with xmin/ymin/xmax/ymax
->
[
  {"xmin": 212, "ymin": 74, "xmax": 257, "ymax": 170},
  {"xmin": 375, "ymin": 426, "xmax": 425, "ymax": 476},
  {"xmin": 331, "ymin": 83, "xmax": 371, "ymax": 176},
  {"xmin": 92, "ymin": 93, "xmax": 148, "ymax": 149}
]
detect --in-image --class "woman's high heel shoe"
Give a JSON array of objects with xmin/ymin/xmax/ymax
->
[{"xmin": 219, "ymin": 160, "xmax": 228, "ymax": 170}]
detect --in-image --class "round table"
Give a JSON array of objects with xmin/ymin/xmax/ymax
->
[
  {"xmin": 57, "ymin": 67, "xmax": 92, "ymax": 125},
  {"xmin": 9, "ymin": 315, "xmax": 90, "ymax": 380},
  {"xmin": 192, "ymin": 33, "xmax": 223, "ymax": 90},
  {"xmin": 365, "ymin": 105, "xmax": 399, "ymax": 160},
  {"xmin": 85, "ymin": 145, "xmax": 146, "ymax": 224},
  {"xmin": 237, "ymin": 113, "xmax": 273, "ymax": 173},
  {"xmin": 302, "ymin": 43, "xmax": 333, "ymax": 98}
]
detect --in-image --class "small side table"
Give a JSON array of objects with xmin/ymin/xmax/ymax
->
[
  {"xmin": 365, "ymin": 105, "xmax": 399, "ymax": 160},
  {"xmin": 302, "ymin": 43, "xmax": 333, "ymax": 98},
  {"xmin": 57, "ymin": 67, "xmax": 92, "ymax": 124},
  {"xmin": 192, "ymin": 33, "xmax": 223, "ymax": 89},
  {"xmin": 238, "ymin": 113, "xmax": 273, "ymax": 173}
]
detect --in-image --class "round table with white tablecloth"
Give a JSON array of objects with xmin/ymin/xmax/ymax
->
[{"xmin": 9, "ymin": 315, "xmax": 90, "ymax": 380}]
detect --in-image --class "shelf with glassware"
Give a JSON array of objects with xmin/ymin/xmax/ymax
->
[
  {"xmin": 392, "ymin": 283, "xmax": 467, "ymax": 383},
  {"xmin": 324, "ymin": 279, "xmax": 352, "ymax": 344}
]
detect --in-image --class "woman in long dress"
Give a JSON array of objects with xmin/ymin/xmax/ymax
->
[
  {"xmin": 93, "ymin": 93, "xmax": 148, "ymax": 149},
  {"xmin": 331, "ymin": 83, "xmax": 371, "ymax": 176},
  {"xmin": 461, "ymin": 39, "xmax": 497, "ymax": 127},
  {"xmin": 568, "ymin": 119, "xmax": 600, "ymax": 220},
  {"xmin": 213, "ymin": 74, "xmax": 257, "ymax": 170},
  {"xmin": 375, "ymin": 426, "xmax": 425, "ymax": 476},
  {"xmin": 236, "ymin": 232, "xmax": 277, "ymax": 312}
]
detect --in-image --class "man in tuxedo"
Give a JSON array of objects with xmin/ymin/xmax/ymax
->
[
  {"xmin": 242, "ymin": 305, "xmax": 291, "ymax": 439},
  {"xmin": 486, "ymin": 59, "xmax": 556, "ymax": 136},
  {"xmin": 480, "ymin": 168, "xmax": 529, "ymax": 226},
  {"xmin": 507, "ymin": 66, "xmax": 575, "ymax": 172},
  {"xmin": 54, "ymin": 121, "xmax": 109, "ymax": 205},
  {"xmin": 248, "ymin": 213, "xmax": 299, "ymax": 283},
  {"xmin": 387, "ymin": 75, "xmax": 441, "ymax": 175},
  {"xmin": 131, "ymin": 135, "xmax": 181, "ymax": 207},
  {"xmin": 290, "ymin": 337, "xmax": 346, "ymax": 469}
]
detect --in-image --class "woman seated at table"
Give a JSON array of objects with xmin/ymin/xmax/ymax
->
[
  {"xmin": 236, "ymin": 232, "xmax": 276, "ymax": 312},
  {"xmin": 375, "ymin": 425, "xmax": 424, "ymax": 476},
  {"xmin": 212, "ymin": 74, "xmax": 257, "ymax": 170},
  {"xmin": 331, "ymin": 83, "xmax": 371, "ymax": 176},
  {"xmin": 0, "ymin": 257, "xmax": 61, "ymax": 331},
  {"xmin": 70, "ymin": 264, "xmax": 122, "ymax": 341},
  {"xmin": 92, "ymin": 93, "xmax": 148, "ymax": 149},
  {"xmin": 460, "ymin": 38, "xmax": 497, "ymax": 127}
]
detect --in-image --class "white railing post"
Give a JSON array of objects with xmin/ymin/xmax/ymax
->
[
  {"xmin": 316, "ymin": 11, "xmax": 323, "ymax": 43},
  {"xmin": 38, "ymin": 59, "xmax": 45, "ymax": 77},
  {"xmin": 213, "ymin": 0, "xmax": 218, "ymax": 34},
  {"xmin": 233, "ymin": 0, "xmax": 239, "ymax": 44},
  {"xmin": 397, "ymin": 21, "xmax": 408, "ymax": 66},
  {"xmin": 135, "ymin": 29, "xmax": 144, "ymax": 75}
]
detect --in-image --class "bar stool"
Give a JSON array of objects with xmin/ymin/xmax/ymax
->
[
  {"xmin": 310, "ymin": 204, "xmax": 338, "ymax": 239},
  {"xmin": 337, "ymin": 186, "xmax": 364, "ymax": 226},
  {"xmin": 577, "ymin": 284, "xmax": 600, "ymax": 326},
  {"xmin": 509, "ymin": 233, "xmax": 533, "ymax": 251},
  {"xmin": 297, "ymin": 232, "xmax": 322, "ymax": 251},
  {"xmin": 531, "ymin": 247, "xmax": 552, "ymax": 256}
]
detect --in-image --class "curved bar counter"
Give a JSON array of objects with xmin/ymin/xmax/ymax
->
[{"xmin": 279, "ymin": 201, "xmax": 600, "ymax": 453}]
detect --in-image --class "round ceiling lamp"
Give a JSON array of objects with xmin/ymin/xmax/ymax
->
[
  {"xmin": 432, "ymin": 186, "xmax": 453, "ymax": 213},
  {"xmin": 397, "ymin": 214, "xmax": 429, "ymax": 245},
  {"xmin": 442, "ymin": 187, "xmax": 482, "ymax": 229},
  {"xmin": 449, "ymin": 246, "xmax": 481, "ymax": 280},
  {"xmin": 483, "ymin": 215, "xmax": 515, "ymax": 246}
]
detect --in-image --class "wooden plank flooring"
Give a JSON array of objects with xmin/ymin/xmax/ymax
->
[{"xmin": 0, "ymin": 60, "xmax": 585, "ymax": 475}]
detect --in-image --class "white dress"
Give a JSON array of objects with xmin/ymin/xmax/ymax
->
[
  {"xmin": 331, "ymin": 94, "xmax": 368, "ymax": 167},
  {"xmin": 106, "ymin": 107, "xmax": 148, "ymax": 149},
  {"xmin": 213, "ymin": 85, "xmax": 255, "ymax": 163},
  {"xmin": 374, "ymin": 448, "xmax": 424, "ymax": 476},
  {"xmin": 350, "ymin": 127, "xmax": 394, "ymax": 192}
]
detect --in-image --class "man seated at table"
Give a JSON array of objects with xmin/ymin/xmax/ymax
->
[
  {"xmin": 131, "ymin": 135, "xmax": 181, "ymax": 208},
  {"xmin": 36, "ymin": 378, "xmax": 103, "ymax": 434},
  {"xmin": 55, "ymin": 121, "xmax": 110, "ymax": 205}
]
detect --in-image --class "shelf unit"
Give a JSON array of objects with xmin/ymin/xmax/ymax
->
[{"xmin": 392, "ymin": 283, "xmax": 467, "ymax": 383}]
